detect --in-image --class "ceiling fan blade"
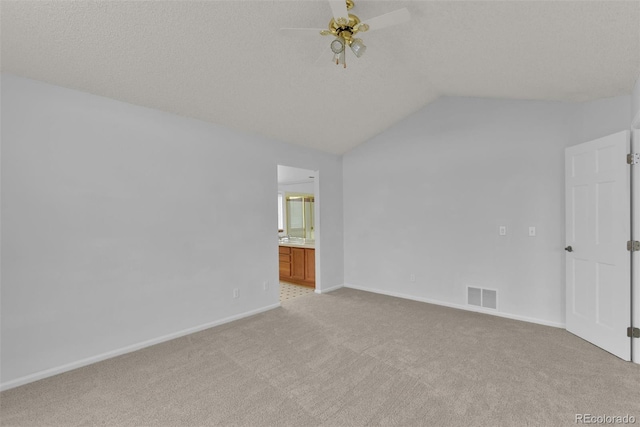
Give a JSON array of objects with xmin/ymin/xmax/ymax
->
[
  {"xmin": 314, "ymin": 46, "xmax": 333, "ymax": 65},
  {"xmin": 328, "ymin": 0, "xmax": 349, "ymax": 23},
  {"xmin": 360, "ymin": 8, "xmax": 410, "ymax": 32},
  {"xmin": 280, "ymin": 28, "xmax": 326, "ymax": 37}
]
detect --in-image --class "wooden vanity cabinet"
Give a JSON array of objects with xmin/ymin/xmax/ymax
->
[
  {"xmin": 304, "ymin": 249, "xmax": 315, "ymax": 282},
  {"xmin": 279, "ymin": 246, "xmax": 291, "ymax": 277},
  {"xmin": 279, "ymin": 246, "xmax": 315, "ymax": 288},
  {"xmin": 291, "ymin": 248, "xmax": 305, "ymax": 281}
]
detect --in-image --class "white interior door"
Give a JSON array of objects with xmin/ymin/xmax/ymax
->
[
  {"xmin": 565, "ymin": 130, "xmax": 630, "ymax": 361},
  {"xmin": 633, "ymin": 129, "xmax": 640, "ymax": 364}
]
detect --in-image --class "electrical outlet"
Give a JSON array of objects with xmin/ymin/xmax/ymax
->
[
  {"xmin": 233, "ymin": 288, "xmax": 239, "ymax": 299},
  {"xmin": 529, "ymin": 226, "xmax": 536, "ymax": 237},
  {"xmin": 410, "ymin": 274, "xmax": 416, "ymax": 282},
  {"xmin": 263, "ymin": 281, "xmax": 269, "ymax": 291},
  {"xmin": 499, "ymin": 226, "xmax": 507, "ymax": 236}
]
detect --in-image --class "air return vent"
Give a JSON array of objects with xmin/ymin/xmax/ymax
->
[{"xmin": 467, "ymin": 287, "xmax": 498, "ymax": 310}]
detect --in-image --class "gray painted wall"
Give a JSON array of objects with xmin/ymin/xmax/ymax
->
[
  {"xmin": 0, "ymin": 74, "xmax": 344, "ymax": 388},
  {"xmin": 343, "ymin": 95, "xmax": 630, "ymax": 327}
]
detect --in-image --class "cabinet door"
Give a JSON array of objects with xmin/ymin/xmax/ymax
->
[
  {"xmin": 291, "ymin": 248, "xmax": 305, "ymax": 280},
  {"xmin": 279, "ymin": 260, "xmax": 291, "ymax": 278},
  {"xmin": 304, "ymin": 249, "xmax": 315, "ymax": 282}
]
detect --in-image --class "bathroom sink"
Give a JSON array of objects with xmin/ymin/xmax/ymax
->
[{"xmin": 279, "ymin": 237, "xmax": 313, "ymax": 245}]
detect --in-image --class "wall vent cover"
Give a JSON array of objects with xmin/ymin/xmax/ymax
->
[
  {"xmin": 467, "ymin": 286, "xmax": 498, "ymax": 310},
  {"xmin": 468, "ymin": 287, "xmax": 482, "ymax": 307}
]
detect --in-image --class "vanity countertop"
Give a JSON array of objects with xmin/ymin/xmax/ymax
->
[{"xmin": 279, "ymin": 240, "xmax": 315, "ymax": 249}]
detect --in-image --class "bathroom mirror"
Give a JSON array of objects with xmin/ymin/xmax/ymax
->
[{"xmin": 286, "ymin": 194, "xmax": 314, "ymax": 240}]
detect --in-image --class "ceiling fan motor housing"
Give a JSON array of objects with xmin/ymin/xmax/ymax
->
[{"xmin": 329, "ymin": 14, "xmax": 361, "ymax": 44}]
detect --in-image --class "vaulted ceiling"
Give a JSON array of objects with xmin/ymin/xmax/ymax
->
[{"xmin": 2, "ymin": 1, "xmax": 639, "ymax": 154}]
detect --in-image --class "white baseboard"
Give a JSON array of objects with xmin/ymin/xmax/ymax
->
[
  {"xmin": 343, "ymin": 284, "xmax": 565, "ymax": 329},
  {"xmin": 315, "ymin": 284, "xmax": 344, "ymax": 294},
  {"xmin": 0, "ymin": 303, "xmax": 281, "ymax": 392}
]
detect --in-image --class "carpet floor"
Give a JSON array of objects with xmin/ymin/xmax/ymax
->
[{"xmin": 1, "ymin": 288, "xmax": 639, "ymax": 426}]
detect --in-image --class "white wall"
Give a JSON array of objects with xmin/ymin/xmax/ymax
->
[
  {"xmin": 0, "ymin": 74, "xmax": 344, "ymax": 388},
  {"xmin": 580, "ymin": 95, "xmax": 635, "ymax": 141},
  {"xmin": 343, "ymin": 95, "xmax": 630, "ymax": 327}
]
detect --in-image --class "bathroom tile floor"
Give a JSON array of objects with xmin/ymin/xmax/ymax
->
[{"xmin": 279, "ymin": 282, "xmax": 314, "ymax": 302}]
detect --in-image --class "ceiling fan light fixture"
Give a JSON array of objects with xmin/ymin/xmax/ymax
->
[
  {"xmin": 330, "ymin": 37, "xmax": 345, "ymax": 54},
  {"xmin": 350, "ymin": 38, "xmax": 366, "ymax": 57},
  {"xmin": 280, "ymin": 0, "xmax": 411, "ymax": 69}
]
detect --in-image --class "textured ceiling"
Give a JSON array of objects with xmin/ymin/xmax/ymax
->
[{"xmin": 2, "ymin": 1, "xmax": 639, "ymax": 154}]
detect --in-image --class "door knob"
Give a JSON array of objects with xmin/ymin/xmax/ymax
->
[{"xmin": 564, "ymin": 246, "xmax": 573, "ymax": 252}]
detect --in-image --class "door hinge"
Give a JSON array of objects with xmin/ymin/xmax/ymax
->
[
  {"xmin": 627, "ymin": 327, "xmax": 640, "ymax": 338},
  {"xmin": 627, "ymin": 241, "xmax": 640, "ymax": 251},
  {"xmin": 627, "ymin": 153, "xmax": 640, "ymax": 165}
]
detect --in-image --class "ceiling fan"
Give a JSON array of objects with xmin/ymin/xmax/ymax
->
[{"xmin": 280, "ymin": 0, "xmax": 410, "ymax": 68}]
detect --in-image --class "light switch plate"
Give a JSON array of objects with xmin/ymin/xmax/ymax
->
[
  {"xmin": 529, "ymin": 226, "xmax": 536, "ymax": 237},
  {"xmin": 499, "ymin": 226, "xmax": 507, "ymax": 236}
]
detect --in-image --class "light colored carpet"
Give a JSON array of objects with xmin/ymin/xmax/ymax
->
[
  {"xmin": 1, "ymin": 288, "xmax": 639, "ymax": 426},
  {"xmin": 280, "ymin": 282, "xmax": 315, "ymax": 301}
]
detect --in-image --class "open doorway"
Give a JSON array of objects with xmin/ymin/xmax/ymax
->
[{"xmin": 277, "ymin": 165, "xmax": 318, "ymax": 302}]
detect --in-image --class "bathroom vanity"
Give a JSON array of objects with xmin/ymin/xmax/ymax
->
[{"xmin": 279, "ymin": 243, "xmax": 315, "ymax": 288}]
